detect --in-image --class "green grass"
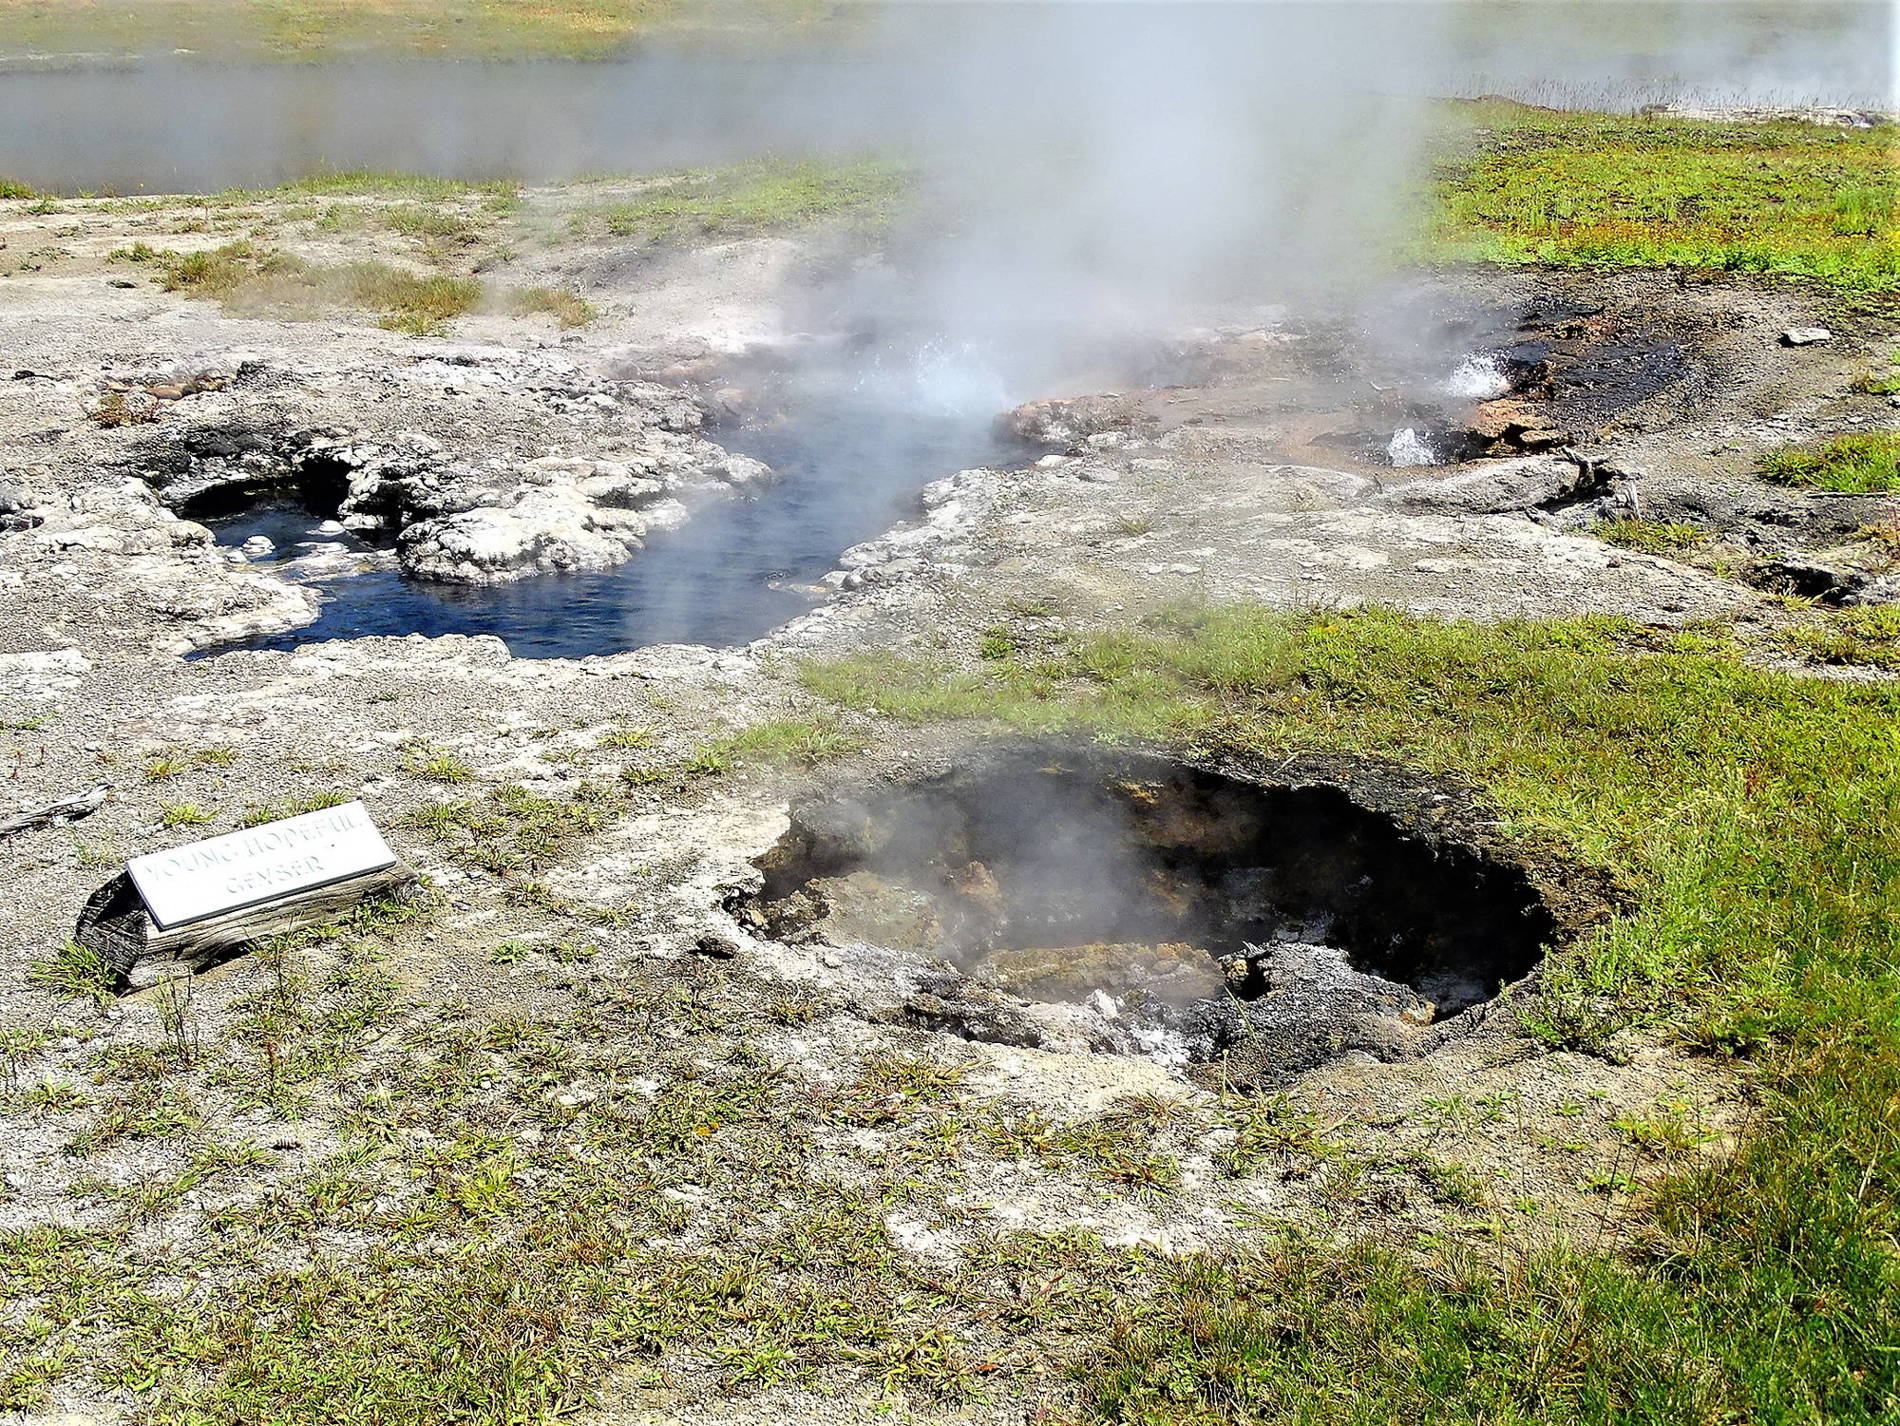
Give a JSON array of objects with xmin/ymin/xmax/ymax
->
[
  {"xmin": 1759, "ymin": 431, "xmax": 1900, "ymax": 493},
  {"xmin": 800, "ymin": 603, "xmax": 1900, "ymax": 1422},
  {"xmin": 402, "ymin": 781, "xmax": 618, "ymax": 875},
  {"xmin": 236, "ymin": 790, "xmax": 353, "ymax": 829},
  {"xmin": 24, "ymin": 942, "xmax": 116, "ymax": 1006},
  {"xmin": 158, "ymin": 802, "xmax": 214, "ymax": 829},
  {"xmin": 154, "ymin": 242, "xmax": 481, "ymax": 335},
  {"xmin": 1428, "ymin": 102, "xmax": 1900, "ymax": 292},
  {"xmin": 137, "ymin": 172, "xmax": 519, "ymax": 211},
  {"xmin": 577, "ymin": 159, "xmax": 905, "ymax": 243},
  {"xmin": 511, "ymin": 285, "xmax": 595, "ymax": 328},
  {"xmin": 89, "ymin": 175, "xmax": 516, "ymax": 251},
  {"xmin": 0, "ymin": 0, "xmax": 702, "ymax": 61},
  {"xmin": 141, "ymin": 745, "xmax": 235, "ymax": 781},
  {"xmin": 1771, "ymin": 605, "xmax": 1900, "ymax": 671},
  {"xmin": 709, "ymin": 718, "xmax": 862, "ymax": 769},
  {"xmin": 402, "ymin": 746, "xmax": 475, "ymax": 783},
  {"xmin": 271, "ymin": 171, "xmax": 518, "ymax": 202},
  {"xmin": 1591, "ymin": 518, "xmax": 1704, "ymax": 555},
  {"xmin": 595, "ymin": 725, "xmax": 654, "ymax": 751}
]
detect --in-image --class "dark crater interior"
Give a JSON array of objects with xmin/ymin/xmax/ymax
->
[{"xmin": 744, "ymin": 745, "xmax": 1560, "ymax": 1039}]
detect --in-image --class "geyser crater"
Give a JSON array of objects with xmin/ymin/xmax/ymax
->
[{"xmin": 737, "ymin": 742, "xmax": 1589, "ymax": 1081}]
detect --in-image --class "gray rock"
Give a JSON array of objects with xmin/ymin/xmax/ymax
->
[
  {"xmin": 1381, "ymin": 454, "xmax": 1605, "ymax": 515},
  {"xmin": 1641, "ymin": 104, "xmax": 1893, "ymax": 130},
  {"xmin": 1750, "ymin": 556, "xmax": 1869, "ymax": 604},
  {"xmin": 1779, "ymin": 328, "xmax": 1834, "ymax": 347},
  {"xmin": 998, "ymin": 394, "xmax": 1152, "ymax": 449},
  {"xmin": 1180, "ymin": 941, "xmax": 1432, "ymax": 1086}
]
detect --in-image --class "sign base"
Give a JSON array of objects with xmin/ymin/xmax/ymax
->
[{"xmin": 75, "ymin": 861, "xmax": 418, "ymax": 990}]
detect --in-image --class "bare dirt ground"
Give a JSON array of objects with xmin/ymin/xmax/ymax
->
[{"xmin": 0, "ymin": 186, "xmax": 1891, "ymax": 1423}]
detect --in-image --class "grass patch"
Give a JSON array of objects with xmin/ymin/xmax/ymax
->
[
  {"xmin": 511, "ymin": 285, "xmax": 595, "ymax": 328},
  {"xmin": 1428, "ymin": 103, "xmax": 1900, "ymax": 292},
  {"xmin": 271, "ymin": 170, "xmax": 519, "ymax": 202},
  {"xmin": 579, "ymin": 159, "xmax": 905, "ymax": 243},
  {"xmin": 154, "ymin": 242, "xmax": 480, "ymax": 335},
  {"xmin": 1851, "ymin": 350, "xmax": 1900, "ymax": 397},
  {"xmin": 1770, "ymin": 605, "xmax": 1900, "ymax": 671},
  {"xmin": 402, "ymin": 746, "xmax": 475, "ymax": 783},
  {"xmin": 25, "ymin": 943, "xmax": 116, "ymax": 1006},
  {"xmin": 1592, "ymin": 517, "xmax": 1704, "ymax": 555},
  {"xmin": 402, "ymin": 782, "xmax": 617, "ymax": 876},
  {"xmin": 0, "ymin": 178, "xmax": 37, "ymax": 199},
  {"xmin": 1759, "ymin": 431, "xmax": 1900, "ymax": 493},
  {"xmin": 236, "ymin": 790, "xmax": 353, "ymax": 829},
  {"xmin": 800, "ymin": 602, "xmax": 1900, "ymax": 1421},
  {"xmin": 142, "ymin": 746, "xmax": 235, "ymax": 781},
  {"xmin": 158, "ymin": 802, "xmax": 214, "ymax": 829},
  {"xmin": 595, "ymin": 725, "xmax": 654, "ymax": 751},
  {"xmin": 0, "ymin": 0, "xmax": 708, "ymax": 61},
  {"xmin": 377, "ymin": 201, "xmax": 483, "ymax": 247},
  {"xmin": 713, "ymin": 718, "xmax": 862, "ymax": 769},
  {"xmin": 156, "ymin": 173, "xmax": 519, "ymax": 214}
]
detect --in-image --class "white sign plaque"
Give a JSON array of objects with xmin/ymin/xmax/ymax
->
[{"xmin": 126, "ymin": 800, "xmax": 397, "ymax": 930}]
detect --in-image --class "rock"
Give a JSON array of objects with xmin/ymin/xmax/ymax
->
[
  {"xmin": 1641, "ymin": 103, "xmax": 1892, "ymax": 130},
  {"xmin": 1466, "ymin": 398, "xmax": 1566, "ymax": 454},
  {"xmin": 0, "ymin": 479, "xmax": 37, "ymax": 515},
  {"xmin": 81, "ymin": 385, "xmax": 160, "ymax": 427},
  {"xmin": 998, "ymin": 394, "xmax": 1152, "ymax": 449},
  {"xmin": 981, "ymin": 940, "xmax": 1227, "ymax": 1004},
  {"xmin": 1748, "ymin": 556, "xmax": 1869, "ymax": 604},
  {"xmin": 1180, "ymin": 941, "xmax": 1432, "ymax": 1087},
  {"xmin": 840, "ymin": 556, "xmax": 929, "ymax": 591},
  {"xmin": 707, "ymin": 453, "xmax": 772, "ymax": 486},
  {"xmin": 397, "ymin": 502, "xmax": 636, "ymax": 584},
  {"xmin": 899, "ymin": 974, "xmax": 1048, "ymax": 1048},
  {"xmin": 1382, "ymin": 454, "xmax": 1606, "ymax": 515},
  {"xmin": 0, "ymin": 647, "xmax": 91, "ymax": 699},
  {"xmin": 692, "ymin": 933, "xmax": 740, "ymax": 959},
  {"xmin": 128, "ymin": 383, "xmax": 761, "ymax": 586},
  {"xmin": 1780, "ymin": 328, "xmax": 1834, "ymax": 347},
  {"xmin": 81, "ymin": 358, "xmax": 239, "ymax": 430}
]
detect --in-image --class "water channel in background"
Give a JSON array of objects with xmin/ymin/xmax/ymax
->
[{"xmin": 0, "ymin": 2, "xmax": 1886, "ymax": 195}]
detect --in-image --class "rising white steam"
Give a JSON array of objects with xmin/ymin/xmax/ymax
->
[{"xmin": 827, "ymin": 1, "xmax": 1452, "ymax": 401}]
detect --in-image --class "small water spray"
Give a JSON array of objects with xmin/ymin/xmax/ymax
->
[
  {"xmin": 1445, "ymin": 353, "xmax": 1511, "ymax": 401},
  {"xmin": 1387, "ymin": 428, "xmax": 1439, "ymax": 468}
]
